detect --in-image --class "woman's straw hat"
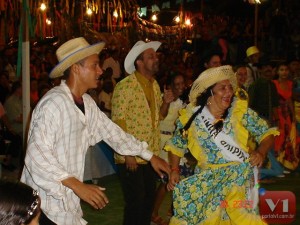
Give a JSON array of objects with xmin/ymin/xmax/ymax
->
[
  {"xmin": 189, "ymin": 65, "xmax": 237, "ymax": 106},
  {"xmin": 124, "ymin": 40, "xmax": 161, "ymax": 74},
  {"xmin": 49, "ymin": 37, "xmax": 105, "ymax": 78}
]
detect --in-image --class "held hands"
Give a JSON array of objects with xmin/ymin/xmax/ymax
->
[
  {"xmin": 167, "ymin": 170, "xmax": 180, "ymax": 191},
  {"xmin": 149, "ymin": 155, "xmax": 171, "ymax": 180}
]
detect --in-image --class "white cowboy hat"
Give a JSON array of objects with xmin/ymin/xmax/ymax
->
[
  {"xmin": 49, "ymin": 37, "xmax": 105, "ymax": 78},
  {"xmin": 124, "ymin": 40, "xmax": 161, "ymax": 74},
  {"xmin": 189, "ymin": 65, "xmax": 237, "ymax": 106}
]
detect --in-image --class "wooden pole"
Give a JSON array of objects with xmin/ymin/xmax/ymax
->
[{"xmin": 22, "ymin": 0, "xmax": 30, "ymax": 142}]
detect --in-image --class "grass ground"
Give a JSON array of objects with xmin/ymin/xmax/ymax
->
[
  {"xmin": 82, "ymin": 174, "xmax": 171, "ymax": 225},
  {"xmin": 82, "ymin": 172, "xmax": 300, "ymax": 225},
  {"xmin": 1, "ymin": 159, "xmax": 299, "ymax": 224}
]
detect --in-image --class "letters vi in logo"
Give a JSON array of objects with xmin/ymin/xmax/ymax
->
[{"xmin": 259, "ymin": 191, "xmax": 296, "ymax": 224}]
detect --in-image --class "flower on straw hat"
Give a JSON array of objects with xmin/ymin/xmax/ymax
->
[
  {"xmin": 124, "ymin": 40, "xmax": 161, "ymax": 74},
  {"xmin": 246, "ymin": 46, "xmax": 260, "ymax": 58},
  {"xmin": 49, "ymin": 37, "xmax": 105, "ymax": 79},
  {"xmin": 189, "ymin": 65, "xmax": 237, "ymax": 106}
]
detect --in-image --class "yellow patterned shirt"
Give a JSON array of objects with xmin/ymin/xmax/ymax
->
[{"xmin": 112, "ymin": 72, "xmax": 163, "ymax": 164}]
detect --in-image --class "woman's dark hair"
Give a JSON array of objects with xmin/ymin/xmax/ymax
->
[
  {"xmin": 165, "ymin": 72, "xmax": 189, "ymax": 102},
  {"xmin": 275, "ymin": 61, "xmax": 289, "ymax": 71},
  {"xmin": 0, "ymin": 180, "xmax": 40, "ymax": 225},
  {"xmin": 103, "ymin": 67, "xmax": 113, "ymax": 79},
  {"xmin": 273, "ymin": 62, "xmax": 289, "ymax": 80},
  {"xmin": 233, "ymin": 64, "xmax": 248, "ymax": 72},
  {"xmin": 180, "ymin": 85, "xmax": 230, "ymax": 135},
  {"xmin": 165, "ymin": 72, "xmax": 182, "ymax": 87}
]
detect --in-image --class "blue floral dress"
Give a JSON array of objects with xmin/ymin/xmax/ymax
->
[{"xmin": 165, "ymin": 97, "xmax": 279, "ymax": 225}]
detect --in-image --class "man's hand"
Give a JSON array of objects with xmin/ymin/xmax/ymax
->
[
  {"xmin": 125, "ymin": 156, "xmax": 138, "ymax": 172},
  {"xmin": 62, "ymin": 177, "xmax": 109, "ymax": 210},
  {"xmin": 150, "ymin": 155, "xmax": 171, "ymax": 179}
]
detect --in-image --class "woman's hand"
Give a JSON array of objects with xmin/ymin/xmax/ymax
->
[
  {"xmin": 167, "ymin": 170, "xmax": 180, "ymax": 191},
  {"xmin": 250, "ymin": 135, "xmax": 274, "ymax": 167},
  {"xmin": 249, "ymin": 151, "xmax": 266, "ymax": 167}
]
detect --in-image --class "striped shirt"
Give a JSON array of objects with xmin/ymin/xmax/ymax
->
[{"xmin": 21, "ymin": 80, "xmax": 152, "ymax": 225}]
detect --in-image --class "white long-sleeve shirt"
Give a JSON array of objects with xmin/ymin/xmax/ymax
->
[{"xmin": 21, "ymin": 80, "xmax": 152, "ymax": 225}]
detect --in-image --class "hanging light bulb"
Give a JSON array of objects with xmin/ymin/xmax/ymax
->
[
  {"xmin": 113, "ymin": 9, "xmax": 118, "ymax": 18},
  {"xmin": 174, "ymin": 16, "xmax": 180, "ymax": 23},
  {"xmin": 86, "ymin": 8, "xmax": 93, "ymax": 15},
  {"xmin": 185, "ymin": 18, "xmax": 191, "ymax": 26},
  {"xmin": 151, "ymin": 14, "xmax": 157, "ymax": 22},
  {"xmin": 248, "ymin": 0, "xmax": 261, "ymax": 4},
  {"xmin": 40, "ymin": 3, "xmax": 46, "ymax": 11},
  {"xmin": 46, "ymin": 18, "xmax": 52, "ymax": 25}
]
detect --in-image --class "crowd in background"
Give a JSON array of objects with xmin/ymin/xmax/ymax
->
[{"xmin": 1, "ymin": 30, "xmax": 300, "ymax": 171}]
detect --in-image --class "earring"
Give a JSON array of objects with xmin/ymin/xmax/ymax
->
[{"xmin": 207, "ymin": 96, "xmax": 212, "ymax": 105}]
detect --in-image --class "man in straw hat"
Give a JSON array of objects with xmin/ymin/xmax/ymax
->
[
  {"xmin": 111, "ymin": 40, "xmax": 174, "ymax": 225},
  {"xmin": 164, "ymin": 65, "xmax": 278, "ymax": 225},
  {"xmin": 21, "ymin": 37, "xmax": 170, "ymax": 225},
  {"xmin": 245, "ymin": 45, "xmax": 261, "ymax": 89}
]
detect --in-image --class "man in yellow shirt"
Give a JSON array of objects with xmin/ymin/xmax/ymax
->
[{"xmin": 112, "ymin": 41, "xmax": 174, "ymax": 225}]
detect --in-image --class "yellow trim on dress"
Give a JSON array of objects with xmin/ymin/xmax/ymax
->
[
  {"xmin": 230, "ymin": 94, "xmax": 249, "ymax": 152},
  {"xmin": 258, "ymin": 127, "xmax": 280, "ymax": 143},
  {"xmin": 164, "ymin": 143, "xmax": 185, "ymax": 158}
]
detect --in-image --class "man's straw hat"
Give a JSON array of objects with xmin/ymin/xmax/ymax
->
[
  {"xmin": 124, "ymin": 40, "xmax": 161, "ymax": 74},
  {"xmin": 246, "ymin": 46, "xmax": 260, "ymax": 57},
  {"xmin": 49, "ymin": 37, "xmax": 105, "ymax": 78},
  {"xmin": 189, "ymin": 65, "xmax": 237, "ymax": 106}
]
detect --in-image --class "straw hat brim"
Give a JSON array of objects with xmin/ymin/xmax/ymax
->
[
  {"xmin": 49, "ymin": 42, "xmax": 105, "ymax": 79},
  {"xmin": 189, "ymin": 65, "xmax": 237, "ymax": 106},
  {"xmin": 124, "ymin": 41, "xmax": 161, "ymax": 74}
]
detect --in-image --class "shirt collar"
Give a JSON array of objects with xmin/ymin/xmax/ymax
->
[{"xmin": 135, "ymin": 71, "xmax": 154, "ymax": 86}]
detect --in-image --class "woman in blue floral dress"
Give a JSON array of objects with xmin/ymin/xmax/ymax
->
[{"xmin": 164, "ymin": 66, "xmax": 279, "ymax": 225}]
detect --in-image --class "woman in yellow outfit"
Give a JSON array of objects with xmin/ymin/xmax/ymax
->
[{"xmin": 165, "ymin": 66, "xmax": 279, "ymax": 225}]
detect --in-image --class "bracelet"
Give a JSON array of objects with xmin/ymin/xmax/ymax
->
[{"xmin": 171, "ymin": 167, "xmax": 180, "ymax": 173}]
